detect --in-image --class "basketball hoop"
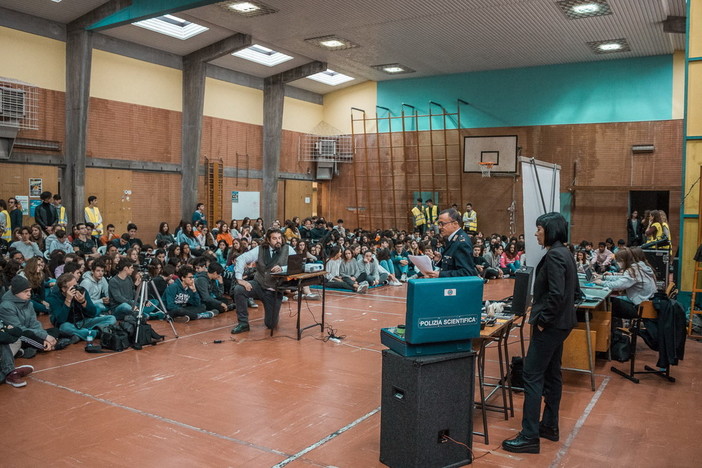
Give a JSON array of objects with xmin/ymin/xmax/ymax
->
[{"xmin": 479, "ymin": 162, "xmax": 494, "ymax": 178}]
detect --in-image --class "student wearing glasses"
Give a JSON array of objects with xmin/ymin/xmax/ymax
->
[{"xmin": 424, "ymin": 208, "xmax": 478, "ymax": 278}]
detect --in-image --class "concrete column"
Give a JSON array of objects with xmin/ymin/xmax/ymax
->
[
  {"xmin": 181, "ymin": 58, "xmax": 206, "ymax": 222},
  {"xmin": 63, "ymin": 28, "xmax": 92, "ymax": 225},
  {"xmin": 262, "ymin": 75, "xmax": 285, "ymax": 225},
  {"xmin": 261, "ymin": 61, "xmax": 326, "ymax": 224},
  {"xmin": 180, "ymin": 33, "xmax": 252, "ymax": 221}
]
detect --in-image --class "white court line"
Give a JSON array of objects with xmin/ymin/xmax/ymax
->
[
  {"xmin": 32, "ymin": 376, "xmax": 290, "ymax": 457},
  {"xmin": 271, "ymin": 407, "xmax": 381, "ymax": 467},
  {"xmin": 549, "ymin": 376, "xmax": 611, "ymax": 468}
]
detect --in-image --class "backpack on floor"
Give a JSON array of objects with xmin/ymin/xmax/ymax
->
[
  {"xmin": 100, "ymin": 325, "xmax": 131, "ymax": 352},
  {"xmin": 122, "ymin": 315, "xmax": 165, "ymax": 349}
]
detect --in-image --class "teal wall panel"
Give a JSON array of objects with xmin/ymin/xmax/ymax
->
[{"xmin": 377, "ymin": 55, "xmax": 673, "ymax": 131}]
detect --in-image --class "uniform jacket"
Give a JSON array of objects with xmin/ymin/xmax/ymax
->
[{"xmin": 438, "ymin": 229, "xmax": 477, "ymax": 277}]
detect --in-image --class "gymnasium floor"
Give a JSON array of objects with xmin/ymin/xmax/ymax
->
[{"xmin": 3, "ymin": 279, "xmax": 700, "ymax": 467}]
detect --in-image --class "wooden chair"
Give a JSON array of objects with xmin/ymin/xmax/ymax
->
[{"xmin": 610, "ymin": 301, "xmax": 675, "ymax": 384}]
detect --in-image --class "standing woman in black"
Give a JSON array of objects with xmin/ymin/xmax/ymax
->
[{"xmin": 502, "ymin": 212, "xmax": 580, "ymax": 454}]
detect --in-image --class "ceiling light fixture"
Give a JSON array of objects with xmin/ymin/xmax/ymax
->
[
  {"xmin": 305, "ymin": 35, "xmax": 359, "ymax": 51},
  {"xmin": 371, "ymin": 63, "xmax": 416, "ymax": 75},
  {"xmin": 132, "ymin": 14, "xmax": 209, "ymax": 40},
  {"xmin": 587, "ymin": 38, "xmax": 630, "ymax": 54},
  {"xmin": 218, "ymin": 1, "xmax": 278, "ymax": 17},
  {"xmin": 556, "ymin": 0, "xmax": 611, "ymax": 19},
  {"xmin": 228, "ymin": 2, "xmax": 259, "ymax": 13},
  {"xmin": 307, "ymin": 69, "xmax": 355, "ymax": 86},
  {"xmin": 232, "ymin": 44, "xmax": 294, "ymax": 67}
]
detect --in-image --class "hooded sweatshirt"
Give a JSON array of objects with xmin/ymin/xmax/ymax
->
[
  {"xmin": 0, "ymin": 290, "xmax": 48, "ymax": 340},
  {"xmin": 600, "ymin": 261, "xmax": 657, "ymax": 305},
  {"xmin": 80, "ymin": 271, "xmax": 109, "ymax": 304}
]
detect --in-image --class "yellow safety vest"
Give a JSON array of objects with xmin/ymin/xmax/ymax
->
[
  {"xmin": 57, "ymin": 205, "xmax": 67, "ymax": 227},
  {"xmin": 424, "ymin": 205, "xmax": 438, "ymax": 225},
  {"xmin": 411, "ymin": 206, "xmax": 426, "ymax": 226},
  {"xmin": 0, "ymin": 209, "xmax": 11, "ymax": 241},
  {"xmin": 84, "ymin": 206, "xmax": 103, "ymax": 236},
  {"xmin": 463, "ymin": 210, "xmax": 478, "ymax": 232}
]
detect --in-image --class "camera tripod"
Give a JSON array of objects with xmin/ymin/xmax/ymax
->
[{"xmin": 133, "ymin": 274, "xmax": 178, "ymax": 346}]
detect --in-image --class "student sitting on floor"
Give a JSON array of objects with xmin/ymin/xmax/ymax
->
[
  {"xmin": 194, "ymin": 259, "xmax": 232, "ymax": 314},
  {"xmin": 375, "ymin": 248, "xmax": 402, "ymax": 286},
  {"xmin": 47, "ymin": 273, "xmax": 117, "ymax": 342},
  {"xmin": 325, "ymin": 246, "xmax": 368, "ymax": 293},
  {"xmin": 0, "ymin": 276, "xmax": 61, "ymax": 358},
  {"xmin": 391, "ymin": 241, "xmax": 410, "ymax": 282},
  {"xmin": 0, "ymin": 318, "xmax": 34, "ymax": 388},
  {"xmin": 164, "ymin": 265, "xmax": 217, "ymax": 323},
  {"xmin": 358, "ymin": 250, "xmax": 383, "ymax": 287}
]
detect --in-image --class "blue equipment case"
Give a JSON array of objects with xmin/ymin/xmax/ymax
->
[{"xmin": 381, "ymin": 276, "xmax": 483, "ymax": 357}]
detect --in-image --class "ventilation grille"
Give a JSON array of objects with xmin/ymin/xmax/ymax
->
[{"xmin": 0, "ymin": 78, "xmax": 38, "ymax": 130}]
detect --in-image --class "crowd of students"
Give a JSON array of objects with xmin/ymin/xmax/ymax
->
[{"xmin": 0, "ymin": 194, "xmax": 670, "ymax": 388}]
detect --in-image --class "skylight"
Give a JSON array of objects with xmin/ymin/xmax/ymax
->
[
  {"xmin": 232, "ymin": 44, "xmax": 294, "ymax": 67},
  {"xmin": 307, "ymin": 70, "xmax": 354, "ymax": 86},
  {"xmin": 133, "ymin": 14, "xmax": 209, "ymax": 40}
]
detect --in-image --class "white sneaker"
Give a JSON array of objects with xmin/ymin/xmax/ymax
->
[
  {"xmin": 357, "ymin": 283, "xmax": 368, "ymax": 294},
  {"xmin": 282, "ymin": 295, "xmax": 289, "ymax": 302},
  {"xmin": 305, "ymin": 293, "xmax": 321, "ymax": 301},
  {"xmin": 400, "ymin": 273, "xmax": 407, "ymax": 282},
  {"xmin": 391, "ymin": 280, "xmax": 403, "ymax": 286}
]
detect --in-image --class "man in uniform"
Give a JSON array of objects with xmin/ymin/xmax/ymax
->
[{"xmin": 425, "ymin": 208, "xmax": 478, "ymax": 278}]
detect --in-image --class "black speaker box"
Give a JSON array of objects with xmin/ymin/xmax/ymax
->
[
  {"xmin": 379, "ymin": 349, "xmax": 474, "ymax": 468},
  {"xmin": 511, "ymin": 266, "xmax": 534, "ymax": 316}
]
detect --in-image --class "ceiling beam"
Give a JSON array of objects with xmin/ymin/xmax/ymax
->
[
  {"xmin": 184, "ymin": 33, "xmax": 252, "ymax": 65},
  {"xmin": 87, "ymin": 0, "xmax": 222, "ymax": 31},
  {"xmin": 68, "ymin": 0, "xmax": 132, "ymax": 32},
  {"xmin": 268, "ymin": 61, "xmax": 328, "ymax": 85}
]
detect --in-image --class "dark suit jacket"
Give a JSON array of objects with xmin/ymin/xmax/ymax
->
[
  {"xmin": 438, "ymin": 229, "xmax": 478, "ymax": 277},
  {"xmin": 529, "ymin": 241, "xmax": 580, "ymax": 330}
]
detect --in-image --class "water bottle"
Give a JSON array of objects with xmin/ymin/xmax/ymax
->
[{"xmin": 86, "ymin": 330, "xmax": 95, "ymax": 345}]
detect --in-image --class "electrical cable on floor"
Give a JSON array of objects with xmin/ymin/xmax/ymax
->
[{"xmin": 442, "ymin": 435, "xmax": 474, "ymax": 461}]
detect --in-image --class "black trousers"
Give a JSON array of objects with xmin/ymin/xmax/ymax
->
[
  {"xmin": 233, "ymin": 280, "xmax": 283, "ymax": 329},
  {"xmin": 521, "ymin": 325, "xmax": 572, "ymax": 438}
]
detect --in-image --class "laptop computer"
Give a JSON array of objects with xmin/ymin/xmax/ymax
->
[
  {"xmin": 286, "ymin": 254, "xmax": 304, "ymax": 275},
  {"xmin": 270, "ymin": 253, "xmax": 305, "ymax": 276}
]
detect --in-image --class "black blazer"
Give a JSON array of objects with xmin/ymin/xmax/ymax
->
[
  {"xmin": 438, "ymin": 229, "xmax": 478, "ymax": 277},
  {"xmin": 529, "ymin": 241, "xmax": 580, "ymax": 330}
]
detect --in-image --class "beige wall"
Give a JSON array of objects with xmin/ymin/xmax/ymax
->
[
  {"xmin": 204, "ymin": 78, "xmax": 324, "ymax": 133},
  {"xmin": 204, "ymin": 77, "xmax": 262, "ymax": 125},
  {"xmin": 672, "ymin": 51, "xmax": 685, "ymax": 120},
  {"xmin": 0, "ymin": 26, "xmax": 65, "ymax": 91},
  {"xmin": 91, "ymin": 49, "xmax": 182, "ymax": 111},
  {"xmin": 323, "ymin": 81, "xmax": 377, "ymax": 134}
]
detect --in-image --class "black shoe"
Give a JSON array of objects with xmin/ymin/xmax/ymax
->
[
  {"xmin": 231, "ymin": 323, "xmax": 250, "ymax": 334},
  {"xmin": 539, "ymin": 424, "xmax": 559, "ymax": 442},
  {"xmin": 20, "ymin": 348, "xmax": 37, "ymax": 359},
  {"xmin": 502, "ymin": 433, "xmax": 540, "ymax": 454}
]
